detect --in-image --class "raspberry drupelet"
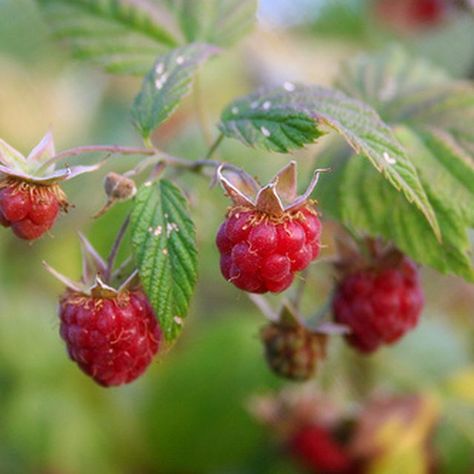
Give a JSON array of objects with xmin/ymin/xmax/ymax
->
[
  {"xmin": 60, "ymin": 289, "xmax": 161, "ymax": 387},
  {"xmin": 216, "ymin": 161, "xmax": 325, "ymax": 294},
  {"xmin": 332, "ymin": 241, "xmax": 423, "ymax": 353},
  {"xmin": 0, "ymin": 179, "xmax": 66, "ymax": 240}
]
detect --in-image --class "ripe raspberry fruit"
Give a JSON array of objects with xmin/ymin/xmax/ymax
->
[
  {"xmin": 0, "ymin": 132, "xmax": 100, "ymax": 240},
  {"xmin": 261, "ymin": 321, "xmax": 327, "ymax": 381},
  {"xmin": 290, "ymin": 425, "xmax": 353, "ymax": 474},
  {"xmin": 59, "ymin": 289, "xmax": 161, "ymax": 387},
  {"xmin": 218, "ymin": 206, "xmax": 320, "ymax": 293},
  {"xmin": 217, "ymin": 162, "xmax": 324, "ymax": 294},
  {"xmin": 45, "ymin": 234, "xmax": 162, "ymax": 387},
  {"xmin": 0, "ymin": 179, "xmax": 66, "ymax": 240},
  {"xmin": 332, "ymin": 245, "xmax": 423, "ymax": 353}
]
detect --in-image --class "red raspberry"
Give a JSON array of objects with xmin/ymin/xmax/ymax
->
[
  {"xmin": 216, "ymin": 205, "xmax": 321, "ymax": 293},
  {"xmin": 375, "ymin": 0, "xmax": 447, "ymax": 30},
  {"xmin": 332, "ymin": 257, "xmax": 423, "ymax": 353},
  {"xmin": 0, "ymin": 179, "xmax": 65, "ymax": 240},
  {"xmin": 59, "ymin": 289, "xmax": 161, "ymax": 387},
  {"xmin": 290, "ymin": 425, "xmax": 353, "ymax": 474},
  {"xmin": 411, "ymin": 0, "xmax": 447, "ymax": 23}
]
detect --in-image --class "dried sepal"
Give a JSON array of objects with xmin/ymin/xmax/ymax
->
[
  {"xmin": 218, "ymin": 161, "xmax": 328, "ymax": 216},
  {"xmin": 0, "ymin": 138, "xmax": 27, "ymax": 169},
  {"xmin": 27, "ymin": 131, "xmax": 56, "ymax": 167},
  {"xmin": 217, "ymin": 165, "xmax": 256, "ymax": 207},
  {"xmin": 89, "ymin": 276, "xmax": 119, "ymax": 299},
  {"xmin": 44, "ymin": 234, "xmax": 138, "ymax": 298},
  {"xmin": 78, "ymin": 232, "xmax": 107, "ymax": 283},
  {"xmin": 255, "ymin": 182, "xmax": 285, "ymax": 216},
  {"xmin": 0, "ymin": 132, "xmax": 102, "ymax": 185},
  {"xmin": 42, "ymin": 261, "xmax": 84, "ymax": 293}
]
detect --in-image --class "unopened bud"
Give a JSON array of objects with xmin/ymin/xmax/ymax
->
[{"xmin": 104, "ymin": 172, "xmax": 136, "ymax": 201}]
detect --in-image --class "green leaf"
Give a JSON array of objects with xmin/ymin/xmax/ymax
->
[
  {"xmin": 336, "ymin": 46, "xmax": 474, "ymax": 149},
  {"xmin": 317, "ymin": 125, "xmax": 474, "ymax": 281},
  {"xmin": 399, "ymin": 126, "xmax": 474, "ymax": 227},
  {"xmin": 318, "ymin": 47, "xmax": 474, "ymax": 281},
  {"xmin": 130, "ymin": 180, "xmax": 198, "ymax": 341},
  {"xmin": 399, "ymin": 83, "xmax": 474, "ymax": 152},
  {"xmin": 163, "ymin": 0, "xmax": 257, "ymax": 47},
  {"xmin": 335, "ymin": 45, "xmax": 449, "ymax": 120},
  {"xmin": 219, "ymin": 84, "xmax": 439, "ymax": 237},
  {"xmin": 132, "ymin": 43, "xmax": 219, "ymax": 139},
  {"xmin": 36, "ymin": 0, "xmax": 256, "ymax": 74},
  {"xmin": 36, "ymin": 0, "xmax": 180, "ymax": 75}
]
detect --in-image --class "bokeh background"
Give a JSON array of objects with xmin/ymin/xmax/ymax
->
[{"xmin": 0, "ymin": 0, "xmax": 473, "ymax": 472}]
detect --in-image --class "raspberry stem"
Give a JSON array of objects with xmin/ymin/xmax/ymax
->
[
  {"xmin": 48, "ymin": 144, "xmax": 245, "ymax": 186},
  {"xmin": 247, "ymin": 293, "xmax": 279, "ymax": 322},
  {"xmin": 105, "ymin": 215, "xmax": 131, "ymax": 284},
  {"xmin": 204, "ymin": 133, "xmax": 224, "ymax": 160}
]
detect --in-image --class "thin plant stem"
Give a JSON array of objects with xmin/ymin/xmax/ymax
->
[
  {"xmin": 105, "ymin": 215, "xmax": 131, "ymax": 283},
  {"xmin": 292, "ymin": 268, "xmax": 309, "ymax": 311},
  {"xmin": 308, "ymin": 294, "xmax": 333, "ymax": 327},
  {"xmin": 143, "ymin": 136, "xmax": 154, "ymax": 149},
  {"xmin": 247, "ymin": 294, "xmax": 278, "ymax": 322},
  {"xmin": 48, "ymin": 145, "xmax": 155, "ymax": 165},
  {"xmin": 48, "ymin": 144, "xmax": 240, "ymax": 181},
  {"xmin": 205, "ymin": 133, "xmax": 224, "ymax": 160}
]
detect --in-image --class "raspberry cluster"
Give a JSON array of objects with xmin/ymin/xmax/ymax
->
[
  {"xmin": 216, "ymin": 205, "xmax": 321, "ymax": 293},
  {"xmin": 0, "ymin": 180, "xmax": 64, "ymax": 240},
  {"xmin": 59, "ymin": 289, "xmax": 161, "ymax": 387},
  {"xmin": 261, "ymin": 322, "xmax": 326, "ymax": 381},
  {"xmin": 332, "ymin": 257, "xmax": 423, "ymax": 353}
]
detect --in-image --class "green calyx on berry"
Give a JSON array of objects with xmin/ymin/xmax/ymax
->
[
  {"xmin": 217, "ymin": 161, "xmax": 328, "ymax": 218},
  {"xmin": 0, "ymin": 131, "xmax": 101, "ymax": 185}
]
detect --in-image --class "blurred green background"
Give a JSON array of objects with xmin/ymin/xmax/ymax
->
[{"xmin": 0, "ymin": 0, "xmax": 473, "ymax": 472}]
